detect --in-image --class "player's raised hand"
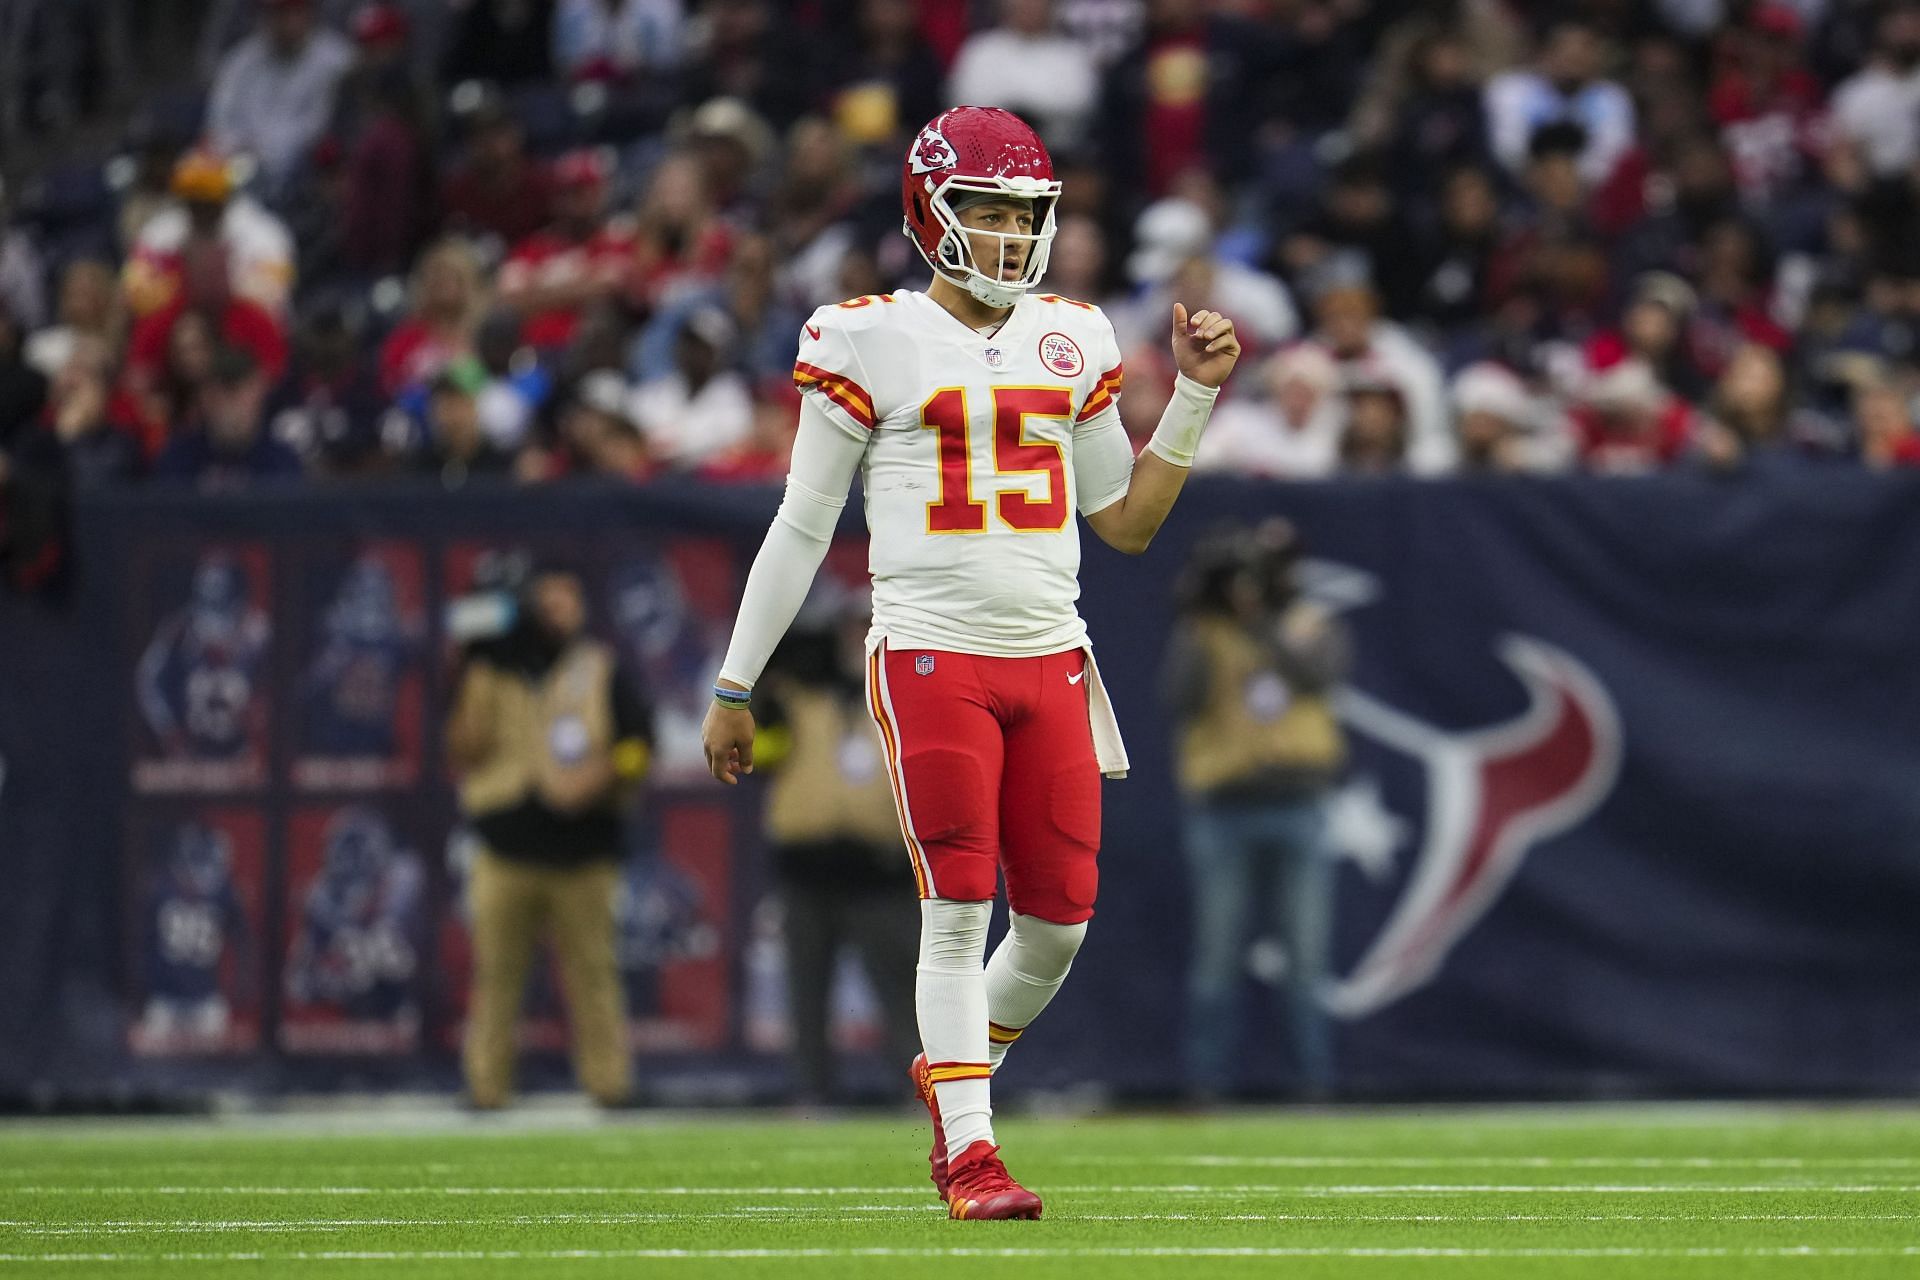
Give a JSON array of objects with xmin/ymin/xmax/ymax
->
[
  {"xmin": 701, "ymin": 700, "xmax": 756, "ymax": 785},
  {"xmin": 1171, "ymin": 303, "xmax": 1241, "ymax": 389}
]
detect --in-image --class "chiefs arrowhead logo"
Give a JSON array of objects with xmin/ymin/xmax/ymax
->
[
  {"xmin": 910, "ymin": 125, "xmax": 957, "ymax": 176},
  {"xmin": 1325, "ymin": 634, "xmax": 1622, "ymax": 1018}
]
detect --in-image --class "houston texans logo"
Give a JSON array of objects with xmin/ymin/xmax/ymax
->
[
  {"xmin": 910, "ymin": 126, "xmax": 957, "ymax": 175},
  {"xmin": 1324, "ymin": 634, "xmax": 1621, "ymax": 1018}
]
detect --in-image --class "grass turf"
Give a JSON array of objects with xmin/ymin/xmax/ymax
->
[{"xmin": 2, "ymin": 1103, "xmax": 1918, "ymax": 1278}]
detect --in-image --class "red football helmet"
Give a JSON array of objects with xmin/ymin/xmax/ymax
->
[{"xmin": 902, "ymin": 107, "xmax": 1061, "ymax": 308}]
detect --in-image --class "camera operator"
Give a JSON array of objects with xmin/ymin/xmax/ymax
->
[
  {"xmin": 446, "ymin": 558, "xmax": 653, "ymax": 1109},
  {"xmin": 1163, "ymin": 518, "xmax": 1349, "ymax": 1100}
]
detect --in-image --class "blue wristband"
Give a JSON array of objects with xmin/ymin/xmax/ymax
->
[{"xmin": 712, "ymin": 683, "xmax": 752, "ymax": 709}]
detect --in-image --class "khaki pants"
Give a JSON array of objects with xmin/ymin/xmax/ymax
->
[{"xmin": 463, "ymin": 849, "xmax": 632, "ymax": 1108}]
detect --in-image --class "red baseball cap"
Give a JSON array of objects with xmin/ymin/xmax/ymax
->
[
  {"xmin": 552, "ymin": 148, "xmax": 611, "ymax": 190},
  {"xmin": 351, "ymin": 3, "xmax": 410, "ymax": 45}
]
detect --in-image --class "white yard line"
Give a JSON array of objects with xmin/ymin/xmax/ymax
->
[
  {"xmin": 1068, "ymin": 1156, "xmax": 1920, "ymax": 1169},
  {"xmin": 11, "ymin": 1182, "xmax": 1920, "ymax": 1196},
  {"xmin": 5, "ymin": 1246, "xmax": 1920, "ymax": 1263},
  {"xmin": 11, "ymin": 1210, "xmax": 1916, "ymax": 1235}
]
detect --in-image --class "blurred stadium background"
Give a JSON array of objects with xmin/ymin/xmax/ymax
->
[{"xmin": 2, "ymin": 0, "xmax": 1919, "ymax": 1127}]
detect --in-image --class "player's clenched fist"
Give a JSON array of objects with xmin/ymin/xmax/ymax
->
[
  {"xmin": 701, "ymin": 700, "xmax": 756, "ymax": 785},
  {"xmin": 1171, "ymin": 303, "xmax": 1240, "ymax": 389}
]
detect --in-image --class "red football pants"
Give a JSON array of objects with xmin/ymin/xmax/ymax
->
[{"xmin": 865, "ymin": 643, "xmax": 1102, "ymax": 924}]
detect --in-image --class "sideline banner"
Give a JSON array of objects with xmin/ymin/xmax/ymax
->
[{"xmin": 0, "ymin": 473, "xmax": 1916, "ymax": 1099}]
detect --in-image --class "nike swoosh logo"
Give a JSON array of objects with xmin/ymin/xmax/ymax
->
[
  {"xmin": 1068, "ymin": 670, "xmax": 1086, "ymax": 685},
  {"xmin": 805, "ymin": 323, "xmax": 822, "ymax": 341}
]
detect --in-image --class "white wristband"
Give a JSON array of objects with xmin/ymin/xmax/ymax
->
[{"xmin": 1144, "ymin": 373, "xmax": 1220, "ymax": 468}]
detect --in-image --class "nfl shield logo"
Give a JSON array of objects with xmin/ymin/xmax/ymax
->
[
  {"xmin": 983, "ymin": 347, "xmax": 1004, "ymax": 368},
  {"xmin": 915, "ymin": 654, "xmax": 936, "ymax": 676}
]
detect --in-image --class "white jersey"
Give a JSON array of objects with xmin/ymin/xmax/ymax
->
[{"xmin": 793, "ymin": 290, "xmax": 1131, "ymax": 657}]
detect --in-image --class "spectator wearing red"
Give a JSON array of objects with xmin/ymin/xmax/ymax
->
[
  {"xmin": 1854, "ymin": 376, "xmax": 1920, "ymax": 469},
  {"xmin": 127, "ymin": 243, "xmax": 289, "ymax": 455},
  {"xmin": 1688, "ymin": 220, "xmax": 1792, "ymax": 382},
  {"xmin": 380, "ymin": 239, "xmax": 489, "ymax": 396},
  {"xmin": 1570, "ymin": 351, "xmax": 1698, "ymax": 474},
  {"xmin": 626, "ymin": 152, "xmax": 734, "ymax": 313},
  {"xmin": 498, "ymin": 150, "xmax": 637, "ymax": 352},
  {"xmin": 125, "ymin": 149, "xmax": 297, "ymax": 320},
  {"xmin": 440, "ymin": 99, "xmax": 556, "ymax": 248},
  {"xmin": 698, "ymin": 381, "xmax": 798, "ymax": 484},
  {"xmin": 1707, "ymin": 5, "xmax": 1827, "ymax": 201}
]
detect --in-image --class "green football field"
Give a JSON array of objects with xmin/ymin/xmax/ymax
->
[{"xmin": 3, "ymin": 1103, "xmax": 1918, "ymax": 1278}]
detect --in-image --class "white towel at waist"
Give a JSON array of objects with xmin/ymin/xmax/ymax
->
[{"xmin": 1081, "ymin": 645, "xmax": 1130, "ymax": 779}]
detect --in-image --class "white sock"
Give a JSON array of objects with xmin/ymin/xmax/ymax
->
[
  {"xmin": 916, "ymin": 898, "xmax": 993, "ymax": 1153},
  {"xmin": 985, "ymin": 912, "xmax": 1087, "ymax": 1071}
]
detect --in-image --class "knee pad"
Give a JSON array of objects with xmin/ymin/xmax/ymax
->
[{"xmin": 1007, "ymin": 912, "xmax": 1087, "ymax": 979}]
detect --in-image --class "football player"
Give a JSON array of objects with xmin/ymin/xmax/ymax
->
[{"xmin": 701, "ymin": 107, "xmax": 1240, "ymax": 1220}]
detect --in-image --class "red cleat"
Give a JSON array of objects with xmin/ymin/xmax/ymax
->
[
  {"xmin": 909, "ymin": 1053, "xmax": 950, "ymax": 1203},
  {"xmin": 944, "ymin": 1140, "xmax": 1043, "ymax": 1220}
]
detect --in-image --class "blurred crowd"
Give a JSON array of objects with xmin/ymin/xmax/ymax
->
[{"xmin": 6, "ymin": 0, "xmax": 1920, "ymax": 500}]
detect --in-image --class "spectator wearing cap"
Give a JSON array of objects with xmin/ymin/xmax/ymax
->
[
  {"xmin": 947, "ymin": 0, "xmax": 1099, "ymax": 151},
  {"xmin": 1339, "ymin": 369, "xmax": 1411, "ymax": 475},
  {"xmin": 1708, "ymin": 5, "xmax": 1826, "ymax": 202},
  {"xmin": 1303, "ymin": 254, "xmax": 1451, "ymax": 473},
  {"xmin": 416, "ymin": 358, "xmax": 513, "ymax": 486},
  {"xmin": 1194, "ymin": 345, "xmax": 1344, "ymax": 480},
  {"xmin": 380, "ymin": 239, "xmax": 488, "ymax": 397},
  {"xmin": 498, "ymin": 150, "xmax": 637, "ymax": 352},
  {"xmin": 1123, "ymin": 197, "xmax": 1296, "ymax": 356},
  {"xmin": 629, "ymin": 306, "xmax": 753, "ymax": 467},
  {"xmin": 1595, "ymin": 272, "xmax": 1706, "ymax": 401},
  {"xmin": 553, "ymin": 0, "xmax": 684, "ymax": 84},
  {"xmin": 265, "ymin": 306, "xmax": 392, "ymax": 476},
  {"xmin": 1854, "ymin": 375, "xmax": 1920, "ymax": 469},
  {"xmin": 125, "ymin": 150, "xmax": 298, "ymax": 320},
  {"xmin": 1450, "ymin": 362, "xmax": 1563, "ymax": 474},
  {"xmin": 1830, "ymin": 6, "xmax": 1920, "ymax": 180},
  {"xmin": 152, "ymin": 346, "xmax": 306, "ymax": 488},
  {"xmin": 26, "ymin": 261, "xmax": 126, "ymax": 382},
  {"xmin": 207, "ymin": 0, "xmax": 357, "ymax": 193},
  {"xmin": 1484, "ymin": 18, "xmax": 1634, "ymax": 188},
  {"xmin": 440, "ymin": 97, "xmax": 555, "ymax": 249},
  {"xmin": 1571, "ymin": 353, "xmax": 1698, "ymax": 474}
]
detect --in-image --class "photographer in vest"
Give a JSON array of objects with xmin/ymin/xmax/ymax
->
[
  {"xmin": 753, "ymin": 592, "xmax": 919, "ymax": 1104},
  {"xmin": 447, "ymin": 560, "xmax": 653, "ymax": 1109},
  {"xmin": 1164, "ymin": 518, "xmax": 1349, "ymax": 1100}
]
